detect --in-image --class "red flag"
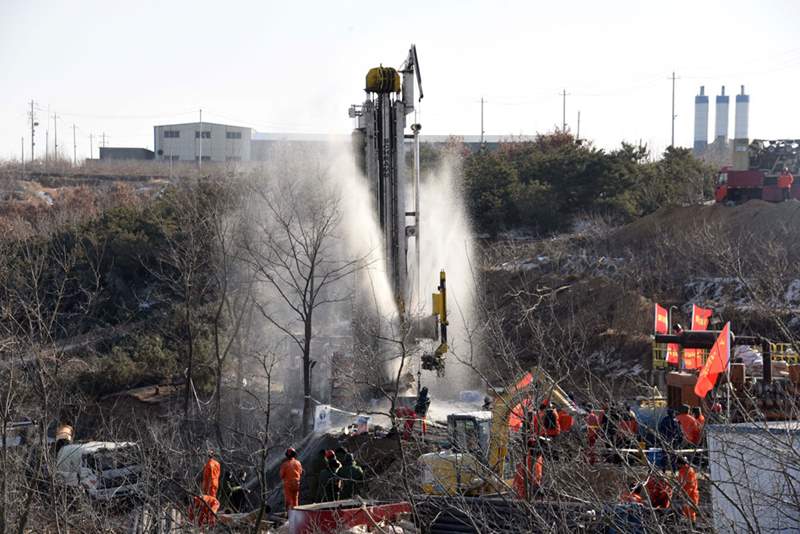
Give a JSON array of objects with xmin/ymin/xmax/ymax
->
[
  {"xmin": 691, "ymin": 305, "xmax": 712, "ymax": 331},
  {"xmin": 694, "ymin": 323, "xmax": 731, "ymax": 398},
  {"xmin": 654, "ymin": 304, "xmax": 669, "ymax": 334}
]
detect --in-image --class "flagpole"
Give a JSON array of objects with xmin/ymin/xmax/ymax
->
[{"xmin": 726, "ymin": 324, "xmax": 731, "ymax": 421}]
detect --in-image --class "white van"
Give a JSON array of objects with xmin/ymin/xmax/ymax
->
[{"xmin": 55, "ymin": 441, "xmax": 142, "ymax": 500}]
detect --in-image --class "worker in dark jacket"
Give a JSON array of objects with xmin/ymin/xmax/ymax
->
[
  {"xmin": 338, "ymin": 453, "xmax": 365, "ymax": 499},
  {"xmin": 657, "ymin": 408, "xmax": 684, "ymax": 450},
  {"xmin": 307, "ymin": 449, "xmax": 327, "ymax": 503},
  {"xmin": 318, "ymin": 455, "xmax": 341, "ymax": 502}
]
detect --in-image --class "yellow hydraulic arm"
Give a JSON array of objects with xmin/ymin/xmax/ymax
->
[{"xmin": 486, "ymin": 367, "xmax": 576, "ymax": 481}]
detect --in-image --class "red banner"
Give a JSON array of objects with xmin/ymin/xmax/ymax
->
[
  {"xmin": 666, "ymin": 344, "xmax": 680, "ymax": 365},
  {"xmin": 691, "ymin": 305, "xmax": 712, "ymax": 331},
  {"xmin": 654, "ymin": 304, "xmax": 669, "ymax": 334},
  {"xmin": 694, "ymin": 322, "xmax": 731, "ymax": 398},
  {"xmin": 684, "ymin": 305, "xmax": 713, "ymax": 369}
]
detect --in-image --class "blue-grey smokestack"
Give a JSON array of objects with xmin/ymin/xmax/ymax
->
[
  {"xmin": 693, "ymin": 85, "xmax": 709, "ymax": 154},
  {"xmin": 714, "ymin": 85, "xmax": 729, "ymax": 142},
  {"xmin": 734, "ymin": 85, "xmax": 749, "ymax": 141}
]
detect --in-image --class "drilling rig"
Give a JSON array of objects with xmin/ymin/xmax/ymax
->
[{"xmin": 350, "ymin": 45, "xmax": 448, "ymax": 375}]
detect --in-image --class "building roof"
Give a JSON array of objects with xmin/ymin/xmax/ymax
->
[
  {"xmin": 707, "ymin": 420, "xmax": 800, "ymax": 435},
  {"xmin": 154, "ymin": 121, "xmax": 251, "ymax": 129}
]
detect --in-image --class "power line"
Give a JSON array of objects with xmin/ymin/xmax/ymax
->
[
  {"xmin": 480, "ymin": 97, "xmax": 485, "ymax": 146},
  {"xmin": 669, "ymin": 72, "xmax": 680, "ymax": 148},
  {"xmin": 53, "ymin": 113, "xmax": 59, "ymax": 159},
  {"xmin": 29, "ymin": 100, "xmax": 37, "ymax": 163}
]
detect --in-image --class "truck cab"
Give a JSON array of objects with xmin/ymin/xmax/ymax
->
[
  {"xmin": 419, "ymin": 411, "xmax": 500, "ymax": 495},
  {"xmin": 55, "ymin": 441, "xmax": 142, "ymax": 501}
]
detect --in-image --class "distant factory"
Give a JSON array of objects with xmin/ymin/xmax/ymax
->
[
  {"xmin": 693, "ymin": 85, "xmax": 749, "ymax": 165},
  {"xmin": 96, "ymin": 121, "xmax": 513, "ymax": 163}
]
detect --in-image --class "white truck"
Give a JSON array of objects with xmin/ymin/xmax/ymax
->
[{"xmin": 55, "ymin": 441, "xmax": 142, "ymax": 500}]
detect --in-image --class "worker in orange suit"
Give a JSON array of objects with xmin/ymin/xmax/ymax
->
[
  {"xmin": 692, "ymin": 406, "xmax": 705, "ymax": 439},
  {"xmin": 778, "ymin": 167, "xmax": 794, "ymax": 201},
  {"xmin": 202, "ymin": 450, "xmax": 221, "ymax": 498},
  {"xmin": 676, "ymin": 405, "xmax": 701, "ymax": 446},
  {"xmin": 645, "ymin": 471, "xmax": 672, "ymax": 509},
  {"xmin": 585, "ymin": 405, "xmax": 601, "ymax": 464},
  {"xmin": 676, "ymin": 456, "xmax": 699, "ymax": 522},
  {"xmin": 533, "ymin": 404, "xmax": 561, "ymax": 438},
  {"xmin": 513, "ymin": 439, "xmax": 543, "ymax": 500},
  {"xmin": 189, "ymin": 494, "xmax": 220, "ymax": 527},
  {"xmin": 279, "ymin": 447, "xmax": 303, "ymax": 510},
  {"xmin": 620, "ymin": 483, "xmax": 645, "ymax": 504},
  {"xmin": 553, "ymin": 403, "xmax": 574, "ymax": 433}
]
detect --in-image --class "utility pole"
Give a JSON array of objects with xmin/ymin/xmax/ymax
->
[
  {"xmin": 72, "ymin": 124, "xmax": 77, "ymax": 165},
  {"xmin": 53, "ymin": 113, "xmax": 58, "ymax": 160},
  {"xmin": 577, "ymin": 111, "xmax": 581, "ymax": 142},
  {"xmin": 670, "ymin": 71, "xmax": 677, "ymax": 148},
  {"xmin": 561, "ymin": 89, "xmax": 568, "ymax": 131},
  {"xmin": 89, "ymin": 133, "xmax": 93, "ymax": 159},
  {"xmin": 101, "ymin": 132, "xmax": 106, "ymax": 148},
  {"xmin": 45, "ymin": 130, "xmax": 49, "ymax": 170},
  {"xmin": 29, "ymin": 100, "xmax": 37, "ymax": 163},
  {"xmin": 198, "ymin": 108, "xmax": 203, "ymax": 169},
  {"xmin": 480, "ymin": 97, "xmax": 485, "ymax": 146},
  {"xmin": 21, "ymin": 137, "xmax": 25, "ymax": 175}
]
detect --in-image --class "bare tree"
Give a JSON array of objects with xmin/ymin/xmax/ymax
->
[{"xmin": 241, "ymin": 172, "xmax": 362, "ymax": 435}]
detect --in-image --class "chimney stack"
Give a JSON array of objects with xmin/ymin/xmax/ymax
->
[
  {"xmin": 693, "ymin": 86, "xmax": 709, "ymax": 155},
  {"xmin": 714, "ymin": 85, "xmax": 729, "ymax": 143},
  {"xmin": 733, "ymin": 85, "xmax": 750, "ymax": 170}
]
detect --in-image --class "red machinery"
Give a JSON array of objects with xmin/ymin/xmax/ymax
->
[
  {"xmin": 288, "ymin": 500, "xmax": 411, "ymax": 534},
  {"xmin": 715, "ymin": 139, "xmax": 800, "ymax": 203}
]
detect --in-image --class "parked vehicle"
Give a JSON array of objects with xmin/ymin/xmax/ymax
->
[
  {"xmin": 55, "ymin": 441, "xmax": 142, "ymax": 500},
  {"xmin": 715, "ymin": 139, "xmax": 800, "ymax": 203}
]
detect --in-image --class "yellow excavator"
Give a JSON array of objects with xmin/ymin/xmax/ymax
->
[{"xmin": 418, "ymin": 367, "xmax": 578, "ymax": 495}]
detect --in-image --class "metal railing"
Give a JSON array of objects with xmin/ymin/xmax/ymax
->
[{"xmin": 653, "ymin": 342, "xmax": 800, "ymax": 368}]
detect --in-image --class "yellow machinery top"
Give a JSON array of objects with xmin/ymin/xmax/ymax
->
[{"xmin": 365, "ymin": 66, "xmax": 401, "ymax": 94}]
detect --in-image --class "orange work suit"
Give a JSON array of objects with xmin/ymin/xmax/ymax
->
[
  {"xmin": 279, "ymin": 457, "xmax": 303, "ymax": 509},
  {"xmin": 189, "ymin": 495, "xmax": 220, "ymax": 527},
  {"xmin": 678, "ymin": 464, "xmax": 699, "ymax": 521},
  {"xmin": 202, "ymin": 458, "xmax": 221, "ymax": 498},
  {"xmin": 533, "ymin": 410, "xmax": 561, "ymax": 438},
  {"xmin": 645, "ymin": 476, "xmax": 672, "ymax": 509},
  {"xmin": 513, "ymin": 452, "xmax": 543, "ymax": 500},
  {"xmin": 676, "ymin": 414, "xmax": 701, "ymax": 445},
  {"xmin": 557, "ymin": 411, "xmax": 574, "ymax": 433}
]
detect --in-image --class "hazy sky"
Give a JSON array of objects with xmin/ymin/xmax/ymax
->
[{"xmin": 2, "ymin": 0, "xmax": 799, "ymax": 161}]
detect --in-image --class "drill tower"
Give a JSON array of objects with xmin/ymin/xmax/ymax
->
[{"xmin": 350, "ymin": 45, "xmax": 423, "ymax": 314}]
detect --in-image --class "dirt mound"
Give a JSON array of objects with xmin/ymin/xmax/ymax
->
[{"xmin": 611, "ymin": 200, "xmax": 800, "ymax": 251}]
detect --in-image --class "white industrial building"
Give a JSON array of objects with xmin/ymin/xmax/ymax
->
[
  {"xmin": 151, "ymin": 121, "xmax": 519, "ymax": 164},
  {"xmin": 153, "ymin": 122, "xmax": 252, "ymax": 163}
]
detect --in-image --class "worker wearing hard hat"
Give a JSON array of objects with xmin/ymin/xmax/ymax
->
[
  {"xmin": 778, "ymin": 167, "xmax": 794, "ymax": 201},
  {"xmin": 279, "ymin": 447, "xmax": 303, "ymax": 510}
]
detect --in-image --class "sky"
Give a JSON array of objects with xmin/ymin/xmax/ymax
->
[{"xmin": 1, "ymin": 0, "xmax": 799, "ymax": 161}]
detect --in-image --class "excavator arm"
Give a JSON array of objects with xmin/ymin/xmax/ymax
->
[{"xmin": 487, "ymin": 367, "xmax": 576, "ymax": 481}]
